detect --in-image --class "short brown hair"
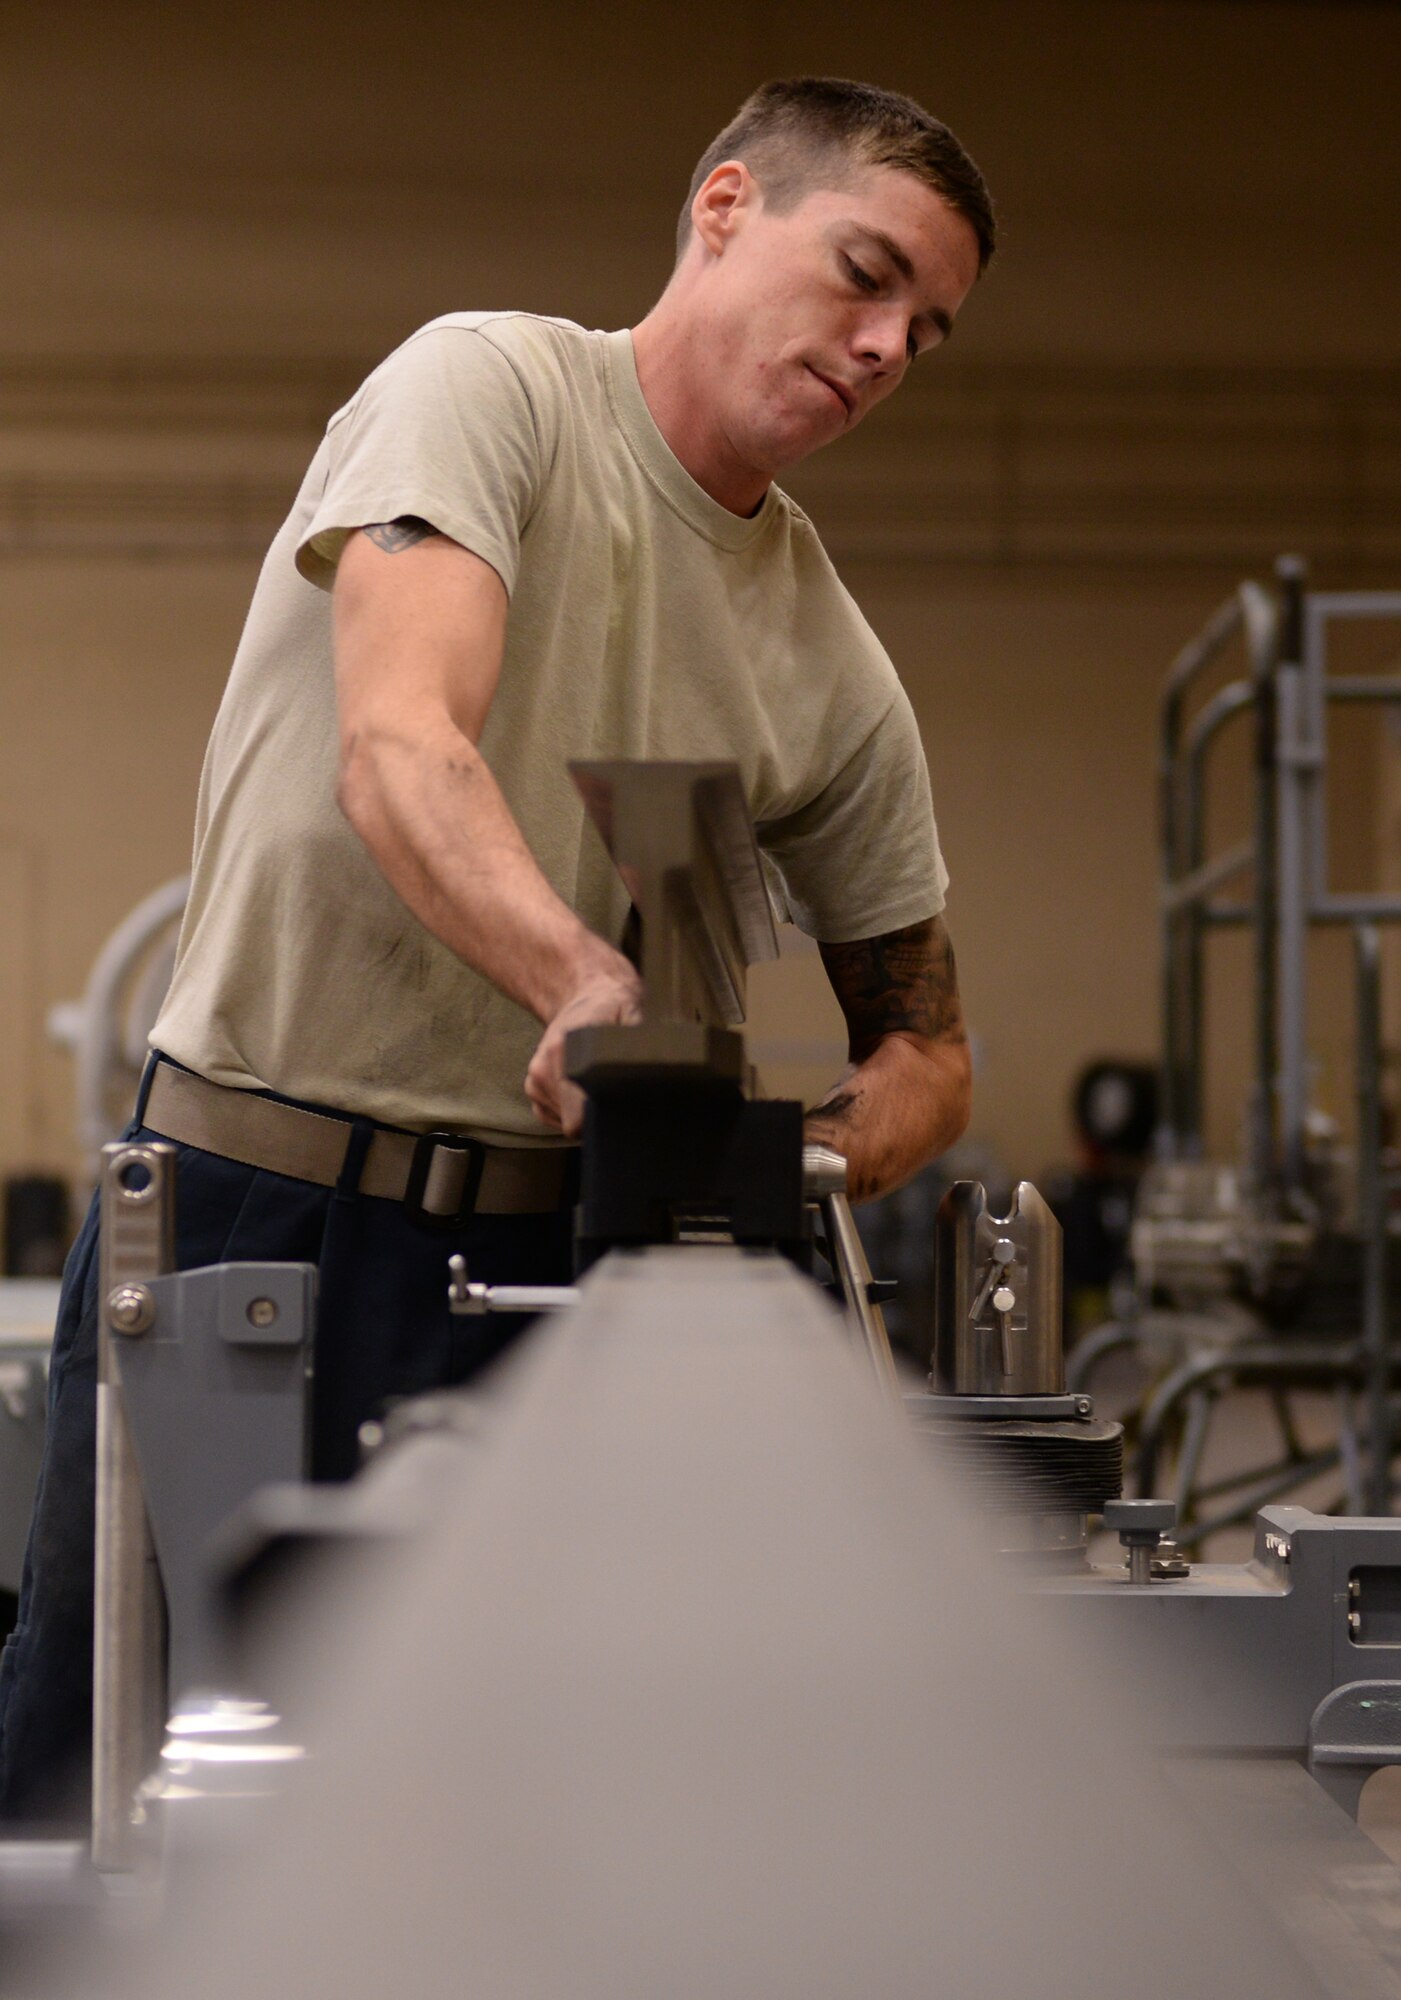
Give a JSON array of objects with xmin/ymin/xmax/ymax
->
[{"xmin": 677, "ymin": 77, "xmax": 996, "ymax": 270}]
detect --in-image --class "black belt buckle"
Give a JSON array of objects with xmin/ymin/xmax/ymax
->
[{"xmin": 403, "ymin": 1131, "xmax": 486, "ymax": 1230}]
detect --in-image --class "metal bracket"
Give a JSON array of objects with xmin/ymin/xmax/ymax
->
[
  {"xmin": 112, "ymin": 1261, "xmax": 314, "ymax": 1702},
  {"xmin": 93, "ymin": 1141, "xmax": 174, "ymax": 1872},
  {"xmin": 1308, "ymin": 1679, "xmax": 1401, "ymax": 1819}
]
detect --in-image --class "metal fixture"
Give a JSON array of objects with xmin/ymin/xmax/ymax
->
[
  {"xmin": 935, "ymin": 1181, "xmax": 1063, "ymax": 1397},
  {"xmin": 910, "ymin": 1180, "xmax": 1124, "ymax": 1562},
  {"xmin": 1103, "ymin": 1497, "xmax": 1179, "ymax": 1585}
]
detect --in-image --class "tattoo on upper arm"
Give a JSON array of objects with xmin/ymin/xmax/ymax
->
[
  {"xmin": 362, "ymin": 517, "xmax": 438, "ymax": 553},
  {"xmin": 818, "ymin": 916, "xmax": 967, "ymax": 1058}
]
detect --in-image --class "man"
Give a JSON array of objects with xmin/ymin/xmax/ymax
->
[{"xmin": 0, "ymin": 76, "xmax": 993, "ymax": 1819}]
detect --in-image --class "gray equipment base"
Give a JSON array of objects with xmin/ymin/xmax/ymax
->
[
  {"xmin": 1046, "ymin": 1503, "xmax": 1401, "ymax": 1809},
  {"xmin": 113, "ymin": 1260, "xmax": 313, "ymax": 1699}
]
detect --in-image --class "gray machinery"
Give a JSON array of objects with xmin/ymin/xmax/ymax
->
[
  {"xmin": 19, "ymin": 757, "xmax": 1401, "ymax": 1992},
  {"xmin": 1070, "ymin": 559, "xmax": 1401, "ymax": 1540}
]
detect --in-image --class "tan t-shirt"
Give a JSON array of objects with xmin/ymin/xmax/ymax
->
[{"xmin": 153, "ymin": 313, "xmax": 947, "ymax": 1143}]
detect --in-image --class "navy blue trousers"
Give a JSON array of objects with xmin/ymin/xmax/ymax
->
[{"xmin": 0, "ymin": 1063, "xmax": 574, "ymax": 1824}]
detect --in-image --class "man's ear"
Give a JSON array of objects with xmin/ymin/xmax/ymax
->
[{"xmin": 689, "ymin": 160, "xmax": 756, "ymax": 257}]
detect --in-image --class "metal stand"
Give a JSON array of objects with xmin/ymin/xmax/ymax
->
[
  {"xmin": 1107, "ymin": 561, "xmax": 1401, "ymax": 1535},
  {"xmin": 90, "ymin": 1141, "xmax": 314, "ymax": 1870}
]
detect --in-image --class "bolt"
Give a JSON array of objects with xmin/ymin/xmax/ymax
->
[
  {"xmin": 1076, "ymin": 1397, "xmax": 1092, "ymax": 1417},
  {"xmin": 1349, "ymin": 1575, "xmax": 1361, "ymax": 1602},
  {"xmin": 108, "ymin": 1284, "xmax": 154, "ymax": 1336},
  {"xmin": 246, "ymin": 1297, "xmax": 278, "ymax": 1328},
  {"xmin": 1349, "ymin": 1610, "xmax": 1362, "ymax": 1640}
]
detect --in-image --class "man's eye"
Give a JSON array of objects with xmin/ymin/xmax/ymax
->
[{"xmin": 844, "ymin": 256, "xmax": 879, "ymax": 293}]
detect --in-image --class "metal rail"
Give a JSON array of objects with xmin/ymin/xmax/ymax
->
[{"xmin": 1159, "ymin": 578, "xmax": 1279, "ymax": 1167}]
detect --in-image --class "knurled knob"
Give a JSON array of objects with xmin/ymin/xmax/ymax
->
[{"xmin": 1103, "ymin": 1498, "xmax": 1176, "ymax": 1542}]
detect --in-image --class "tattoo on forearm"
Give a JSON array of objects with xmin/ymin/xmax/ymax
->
[
  {"xmin": 362, "ymin": 516, "xmax": 438, "ymax": 553},
  {"xmin": 818, "ymin": 916, "xmax": 967, "ymax": 1059}
]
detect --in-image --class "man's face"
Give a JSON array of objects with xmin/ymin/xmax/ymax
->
[{"xmin": 692, "ymin": 164, "xmax": 982, "ymax": 483}]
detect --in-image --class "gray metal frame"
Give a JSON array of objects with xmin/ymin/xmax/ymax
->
[
  {"xmin": 1143, "ymin": 564, "xmax": 1401, "ymax": 1530},
  {"xmin": 1159, "ymin": 563, "xmax": 1401, "ymax": 1193}
]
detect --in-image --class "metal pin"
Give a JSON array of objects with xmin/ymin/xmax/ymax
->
[{"xmin": 993, "ymin": 1284, "xmax": 1016, "ymax": 1374}]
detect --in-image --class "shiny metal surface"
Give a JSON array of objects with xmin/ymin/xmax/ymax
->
[
  {"xmin": 570, "ymin": 761, "xmax": 777, "ymax": 1027},
  {"xmin": 934, "ymin": 1180, "xmax": 1063, "ymax": 1396},
  {"xmin": 800, "ymin": 1143, "xmax": 847, "ymax": 1199},
  {"xmin": 801, "ymin": 1145, "xmax": 899, "ymax": 1393},
  {"xmin": 818, "ymin": 1182, "xmax": 901, "ymax": 1399}
]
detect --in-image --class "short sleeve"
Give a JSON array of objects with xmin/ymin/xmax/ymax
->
[
  {"xmin": 758, "ymin": 686, "xmax": 947, "ymax": 942},
  {"xmin": 296, "ymin": 323, "xmax": 546, "ymax": 595}
]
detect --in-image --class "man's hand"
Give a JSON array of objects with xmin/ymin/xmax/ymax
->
[
  {"xmin": 334, "ymin": 522, "xmax": 639, "ymax": 1127},
  {"xmin": 804, "ymin": 915, "xmax": 971, "ymax": 1203},
  {"xmin": 524, "ymin": 960, "xmax": 643, "ymax": 1135}
]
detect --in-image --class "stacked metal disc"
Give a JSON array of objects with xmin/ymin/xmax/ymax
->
[{"xmin": 907, "ymin": 1413, "xmax": 1125, "ymax": 1516}]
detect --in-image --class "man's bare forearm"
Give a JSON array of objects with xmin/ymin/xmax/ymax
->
[
  {"xmin": 804, "ymin": 916, "xmax": 972, "ymax": 1203},
  {"xmin": 333, "ymin": 523, "xmax": 638, "ymax": 1134},
  {"xmin": 804, "ymin": 1037, "xmax": 971, "ymax": 1203},
  {"xmin": 333, "ymin": 524, "xmax": 632, "ymax": 1025},
  {"xmin": 338, "ymin": 710, "xmax": 623, "ymax": 1023}
]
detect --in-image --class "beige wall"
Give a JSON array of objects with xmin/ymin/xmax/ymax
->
[{"xmin": 3, "ymin": 0, "xmax": 1400, "ymax": 1199}]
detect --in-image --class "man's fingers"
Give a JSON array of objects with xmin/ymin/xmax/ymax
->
[
  {"xmin": 524, "ymin": 966, "xmax": 641, "ymax": 1135},
  {"xmin": 524, "ymin": 1037, "xmax": 566, "ymax": 1129},
  {"xmin": 555, "ymin": 1077, "xmax": 586, "ymax": 1138}
]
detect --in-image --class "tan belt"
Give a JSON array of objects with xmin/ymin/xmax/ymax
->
[{"xmin": 143, "ymin": 1063, "xmax": 576, "ymax": 1220}]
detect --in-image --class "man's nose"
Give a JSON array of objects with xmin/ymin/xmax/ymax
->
[{"xmin": 855, "ymin": 310, "xmax": 909, "ymax": 373}]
